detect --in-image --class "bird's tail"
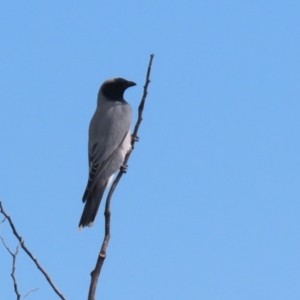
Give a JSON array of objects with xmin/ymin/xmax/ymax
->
[{"xmin": 78, "ymin": 184, "xmax": 106, "ymax": 229}]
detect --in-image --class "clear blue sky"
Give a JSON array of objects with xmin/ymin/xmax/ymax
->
[{"xmin": 1, "ymin": 2, "xmax": 300, "ymax": 299}]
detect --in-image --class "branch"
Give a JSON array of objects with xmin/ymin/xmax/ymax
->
[
  {"xmin": 87, "ymin": 54, "xmax": 155, "ymax": 300},
  {"xmin": 23, "ymin": 288, "xmax": 39, "ymax": 299},
  {"xmin": 0, "ymin": 201, "xmax": 66, "ymax": 300},
  {"xmin": 11, "ymin": 244, "xmax": 21, "ymax": 300},
  {"xmin": 0, "ymin": 219, "xmax": 21, "ymax": 300}
]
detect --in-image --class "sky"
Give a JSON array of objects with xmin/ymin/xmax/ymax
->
[{"xmin": 0, "ymin": 1, "xmax": 300, "ymax": 299}]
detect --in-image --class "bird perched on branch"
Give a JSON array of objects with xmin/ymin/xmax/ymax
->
[{"xmin": 79, "ymin": 78, "xmax": 136, "ymax": 229}]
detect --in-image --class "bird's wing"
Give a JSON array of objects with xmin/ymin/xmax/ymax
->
[{"xmin": 82, "ymin": 103, "xmax": 131, "ymax": 201}]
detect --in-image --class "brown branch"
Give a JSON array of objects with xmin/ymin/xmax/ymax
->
[
  {"xmin": 87, "ymin": 54, "xmax": 155, "ymax": 300},
  {"xmin": 0, "ymin": 201, "xmax": 66, "ymax": 300}
]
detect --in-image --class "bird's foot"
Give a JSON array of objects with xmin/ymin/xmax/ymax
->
[
  {"xmin": 131, "ymin": 134, "xmax": 139, "ymax": 142},
  {"xmin": 120, "ymin": 164, "xmax": 128, "ymax": 173}
]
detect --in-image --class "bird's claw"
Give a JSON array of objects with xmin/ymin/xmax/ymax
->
[
  {"xmin": 120, "ymin": 164, "xmax": 128, "ymax": 173},
  {"xmin": 131, "ymin": 134, "xmax": 139, "ymax": 142}
]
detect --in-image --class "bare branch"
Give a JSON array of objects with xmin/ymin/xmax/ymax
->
[
  {"xmin": 11, "ymin": 244, "xmax": 21, "ymax": 300},
  {"xmin": 23, "ymin": 288, "xmax": 39, "ymax": 299},
  {"xmin": 0, "ymin": 218, "xmax": 21, "ymax": 299},
  {"xmin": 0, "ymin": 229, "xmax": 13, "ymax": 256},
  {"xmin": 0, "ymin": 201, "xmax": 66, "ymax": 300},
  {"xmin": 87, "ymin": 54, "xmax": 155, "ymax": 300}
]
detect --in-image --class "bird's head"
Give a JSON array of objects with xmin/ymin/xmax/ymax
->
[{"xmin": 100, "ymin": 78, "xmax": 136, "ymax": 100}]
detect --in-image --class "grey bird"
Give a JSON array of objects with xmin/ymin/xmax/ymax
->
[{"xmin": 79, "ymin": 78, "xmax": 136, "ymax": 229}]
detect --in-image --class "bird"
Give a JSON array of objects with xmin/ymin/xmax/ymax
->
[{"xmin": 79, "ymin": 78, "xmax": 136, "ymax": 229}]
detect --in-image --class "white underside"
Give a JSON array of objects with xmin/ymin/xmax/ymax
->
[{"xmin": 106, "ymin": 130, "xmax": 131, "ymax": 189}]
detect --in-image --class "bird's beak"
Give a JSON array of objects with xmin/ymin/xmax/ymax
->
[{"xmin": 125, "ymin": 81, "xmax": 137, "ymax": 88}]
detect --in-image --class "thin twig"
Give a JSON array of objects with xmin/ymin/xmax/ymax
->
[
  {"xmin": 0, "ymin": 201, "xmax": 67, "ymax": 300},
  {"xmin": 23, "ymin": 288, "xmax": 39, "ymax": 299},
  {"xmin": 0, "ymin": 230, "xmax": 14, "ymax": 257},
  {"xmin": 87, "ymin": 54, "xmax": 154, "ymax": 300}
]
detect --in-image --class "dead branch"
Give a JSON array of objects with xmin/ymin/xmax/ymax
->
[
  {"xmin": 23, "ymin": 287, "xmax": 39, "ymax": 299},
  {"xmin": 0, "ymin": 201, "xmax": 66, "ymax": 300},
  {"xmin": 87, "ymin": 54, "xmax": 154, "ymax": 300},
  {"xmin": 0, "ymin": 219, "xmax": 21, "ymax": 300}
]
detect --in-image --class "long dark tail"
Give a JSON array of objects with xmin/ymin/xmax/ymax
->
[{"xmin": 78, "ymin": 184, "xmax": 106, "ymax": 229}]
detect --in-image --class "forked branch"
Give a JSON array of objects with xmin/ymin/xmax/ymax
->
[{"xmin": 0, "ymin": 201, "xmax": 66, "ymax": 300}]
